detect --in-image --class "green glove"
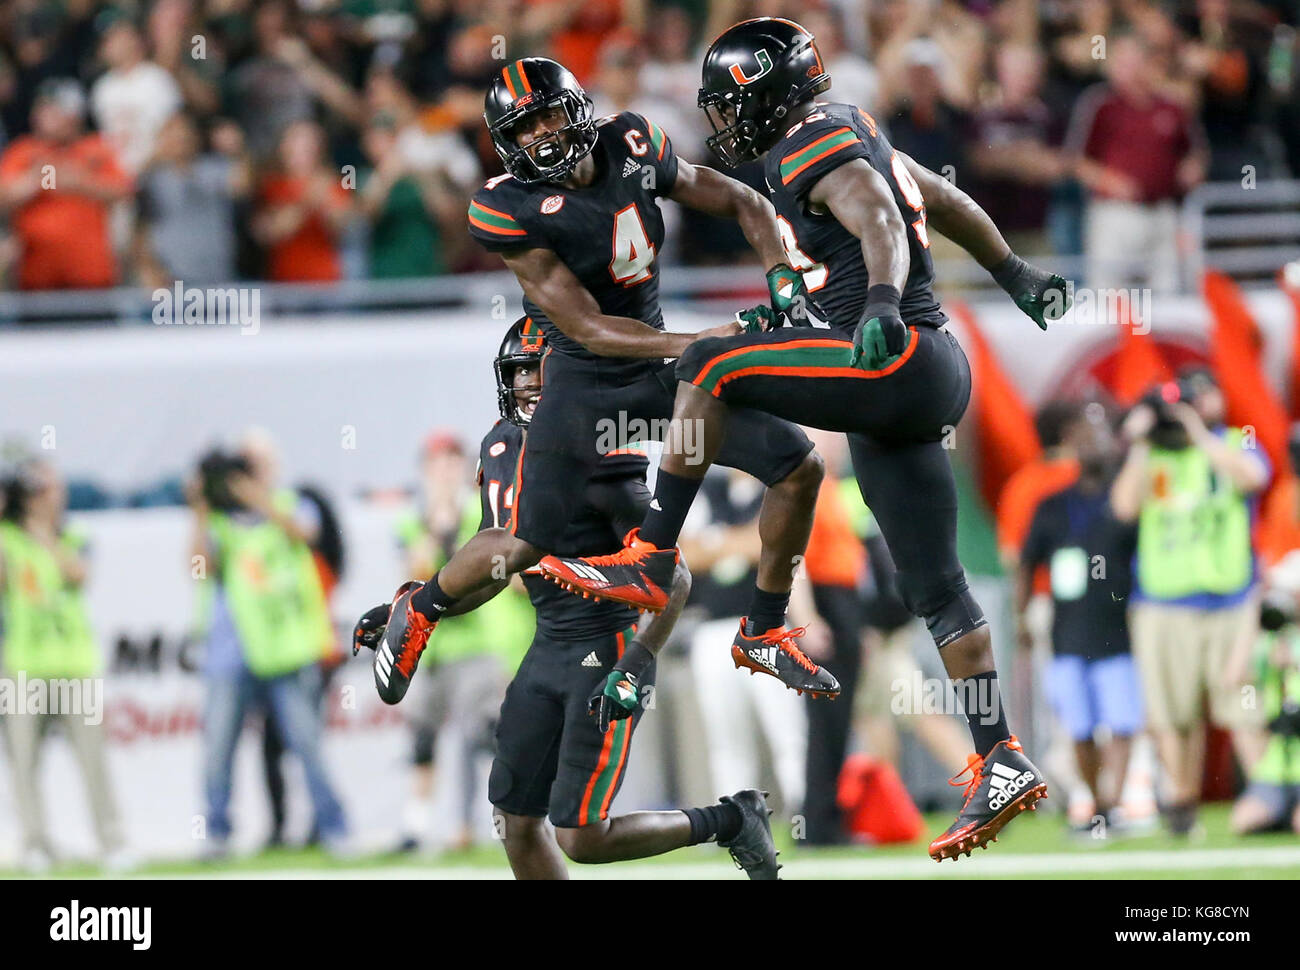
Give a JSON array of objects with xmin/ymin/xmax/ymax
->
[
  {"xmin": 735, "ymin": 304, "xmax": 776, "ymax": 334},
  {"xmin": 588, "ymin": 670, "xmax": 641, "ymax": 733},
  {"xmin": 990, "ymin": 253, "xmax": 1071, "ymax": 330},
  {"xmin": 850, "ymin": 284, "xmax": 906, "ymax": 370},
  {"xmin": 766, "ymin": 262, "xmax": 822, "ymax": 327}
]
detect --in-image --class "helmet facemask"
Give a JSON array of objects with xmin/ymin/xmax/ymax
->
[{"xmin": 488, "ymin": 90, "xmax": 596, "ymax": 184}]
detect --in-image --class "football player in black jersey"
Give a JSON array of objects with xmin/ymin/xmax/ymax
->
[
  {"xmin": 359, "ymin": 56, "xmax": 839, "ymax": 709},
  {"xmin": 542, "ymin": 18, "xmax": 1068, "ymax": 862},
  {"xmin": 361, "ymin": 320, "xmax": 781, "ymax": 879}
]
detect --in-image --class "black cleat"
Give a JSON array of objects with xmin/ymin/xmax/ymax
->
[
  {"xmin": 719, "ymin": 789, "xmax": 781, "ymax": 880},
  {"xmin": 360, "ymin": 581, "xmax": 439, "ymax": 705},
  {"xmin": 731, "ymin": 620, "xmax": 840, "ymax": 698},
  {"xmin": 929, "ymin": 736, "xmax": 1047, "ymax": 861}
]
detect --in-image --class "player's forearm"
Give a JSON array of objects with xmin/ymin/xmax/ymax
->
[
  {"xmin": 622, "ymin": 560, "xmax": 691, "ymax": 661},
  {"xmin": 444, "ymin": 578, "xmax": 508, "ymax": 616},
  {"xmin": 857, "ymin": 211, "xmax": 909, "ymax": 293},
  {"xmin": 918, "ymin": 176, "xmax": 1011, "ymax": 270},
  {"xmin": 563, "ymin": 312, "xmax": 694, "ymax": 359}
]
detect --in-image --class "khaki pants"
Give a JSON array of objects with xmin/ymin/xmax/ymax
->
[
  {"xmin": 1085, "ymin": 199, "xmax": 1181, "ymax": 293},
  {"xmin": 3, "ymin": 708, "xmax": 124, "ymax": 856},
  {"xmin": 1130, "ymin": 600, "xmax": 1262, "ymax": 731}
]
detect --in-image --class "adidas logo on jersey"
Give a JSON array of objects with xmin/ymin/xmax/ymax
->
[
  {"xmin": 987, "ymin": 762, "xmax": 1036, "ymax": 812},
  {"xmin": 622, "ymin": 157, "xmax": 641, "ymax": 178},
  {"xmin": 747, "ymin": 645, "xmax": 779, "ymax": 674},
  {"xmin": 581, "ymin": 652, "xmax": 601, "ymax": 668}
]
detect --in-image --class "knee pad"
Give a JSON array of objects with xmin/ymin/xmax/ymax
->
[{"xmin": 905, "ymin": 576, "xmax": 987, "ymax": 648}]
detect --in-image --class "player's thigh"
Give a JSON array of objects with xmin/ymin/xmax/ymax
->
[
  {"xmin": 489, "ymin": 650, "xmax": 565, "ymax": 820},
  {"xmin": 847, "ymin": 432, "xmax": 965, "ymax": 614},
  {"xmin": 714, "ymin": 406, "xmax": 814, "ymax": 486},
  {"xmin": 511, "ymin": 411, "xmax": 600, "ymax": 550},
  {"xmin": 549, "ymin": 626, "xmax": 653, "ymax": 828}
]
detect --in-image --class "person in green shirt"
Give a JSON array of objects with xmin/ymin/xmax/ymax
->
[
  {"xmin": 0, "ymin": 457, "xmax": 128, "ymax": 872},
  {"xmin": 1230, "ymin": 591, "xmax": 1300, "ymax": 834}
]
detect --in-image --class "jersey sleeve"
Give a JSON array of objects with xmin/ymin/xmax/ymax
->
[
  {"xmin": 628, "ymin": 113, "xmax": 679, "ymax": 197},
  {"xmin": 467, "ymin": 180, "xmax": 546, "ymax": 252},
  {"xmin": 775, "ymin": 113, "xmax": 872, "ymax": 201}
]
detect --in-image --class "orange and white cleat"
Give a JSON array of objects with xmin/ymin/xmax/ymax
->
[
  {"xmin": 539, "ymin": 528, "xmax": 678, "ymax": 613},
  {"xmin": 928, "ymin": 736, "xmax": 1048, "ymax": 861},
  {"xmin": 730, "ymin": 619, "xmax": 840, "ymax": 699}
]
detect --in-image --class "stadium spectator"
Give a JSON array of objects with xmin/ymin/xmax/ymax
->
[
  {"xmin": 0, "ymin": 456, "xmax": 131, "ymax": 873},
  {"xmin": 189, "ymin": 429, "xmax": 349, "ymax": 859},
  {"xmin": 134, "ymin": 113, "xmax": 250, "ymax": 287},
  {"xmin": 968, "ymin": 43, "xmax": 1069, "ymax": 251},
  {"xmin": 996, "ymin": 400, "xmax": 1084, "ymax": 573},
  {"xmin": 393, "ymin": 431, "xmax": 530, "ymax": 851},
  {"xmin": 359, "ymin": 115, "xmax": 459, "ymax": 279},
  {"xmin": 1066, "ymin": 30, "xmax": 1209, "ymax": 292},
  {"xmin": 798, "ymin": 8, "xmax": 879, "ymax": 117},
  {"xmin": 1015, "ymin": 403, "xmax": 1142, "ymax": 833},
  {"xmin": 252, "ymin": 119, "xmax": 353, "ymax": 283},
  {"xmin": 0, "ymin": 77, "xmax": 131, "ymax": 290},
  {"xmin": 677, "ymin": 467, "xmax": 807, "ymax": 816},
  {"xmin": 90, "ymin": 14, "xmax": 181, "ymax": 175},
  {"xmin": 1111, "ymin": 369, "xmax": 1270, "ymax": 835},
  {"xmin": 145, "ymin": 0, "xmax": 221, "ymax": 119},
  {"xmin": 878, "ymin": 37, "xmax": 970, "ymax": 180}
]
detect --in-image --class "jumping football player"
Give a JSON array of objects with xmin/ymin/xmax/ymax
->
[
  {"xmin": 360, "ymin": 319, "xmax": 781, "ymax": 879},
  {"xmin": 542, "ymin": 18, "xmax": 1068, "ymax": 861},
  {"xmin": 362, "ymin": 56, "xmax": 838, "ymax": 707}
]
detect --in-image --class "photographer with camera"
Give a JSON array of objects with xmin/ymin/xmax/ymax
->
[
  {"xmin": 188, "ymin": 428, "xmax": 349, "ymax": 858},
  {"xmin": 0, "ymin": 454, "xmax": 130, "ymax": 872},
  {"xmin": 1229, "ymin": 581, "xmax": 1300, "ymax": 835},
  {"xmin": 1111, "ymin": 368, "xmax": 1270, "ymax": 835}
]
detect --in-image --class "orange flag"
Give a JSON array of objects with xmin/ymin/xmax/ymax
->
[
  {"xmin": 1203, "ymin": 270, "xmax": 1294, "ymax": 562},
  {"xmin": 949, "ymin": 301, "xmax": 1041, "ymax": 511},
  {"xmin": 1111, "ymin": 291, "xmax": 1172, "ymax": 406}
]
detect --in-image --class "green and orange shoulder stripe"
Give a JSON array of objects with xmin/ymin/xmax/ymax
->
[
  {"xmin": 468, "ymin": 196, "xmax": 526, "ymax": 238},
  {"xmin": 773, "ymin": 108, "xmax": 874, "ymax": 192}
]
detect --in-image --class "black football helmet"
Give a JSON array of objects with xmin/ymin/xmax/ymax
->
[
  {"xmin": 698, "ymin": 18, "xmax": 831, "ymax": 167},
  {"xmin": 494, "ymin": 317, "xmax": 546, "ymax": 426},
  {"xmin": 484, "ymin": 57, "xmax": 597, "ymax": 183}
]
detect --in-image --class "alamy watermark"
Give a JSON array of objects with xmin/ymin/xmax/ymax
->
[
  {"xmin": 152, "ymin": 281, "xmax": 260, "ymax": 335},
  {"xmin": 1046, "ymin": 283, "xmax": 1152, "ymax": 335},
  {"xmin": 595, "ymin": 413, "xmax": 704, "ymax": 465},
  {"xmin": 0, "ymin": 674, "xmax": 103, "ymax": 725},
  {"xmin": 890, "ymin": 672, "xmax": 1004, "ymax": 725}
]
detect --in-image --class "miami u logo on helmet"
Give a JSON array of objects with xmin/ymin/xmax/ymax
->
[{"xmin": 729, "ymin": 48, "xmax": 773, "ymax": 84}]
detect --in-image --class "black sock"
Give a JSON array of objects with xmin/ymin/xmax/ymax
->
[
  {"xmin": 957, "ymin": 671, "xmax": 1011, "ymax": 757},
  {"xmin": 409, "ymin": 573, "xmax": 455, "ymax": 621},
  {"xmin": 639, "ymin": 469, "xmax": 703, "ymax": 549},
  {"xmin": 745, "ymin": 587, "xmax": 791, "ymax": 636},
  {"xmin": 683, "ymin": 802, "xmax": 743, "ymax": 845}
]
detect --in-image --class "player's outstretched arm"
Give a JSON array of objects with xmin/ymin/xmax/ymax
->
[
  {"xmin": 588, "ymin": 559, "xmax": 691, "ymax": 732},
  {"xmin": 897, "ymin": 152, "xmax": 1070, "ymax": 329},
  {"xmin": 667, "ymin": 161, "xmax": 786, "ymax": 271},
  {"xmin": 669, "ymin": 160, "xmax": 819, "ymax": 326},
  {"xmin": 502, "ymin": 247, "xmax": 728, "ymax": 359},
  {"xmin": 809, "ymin": 158, "xmax": 910, "ymax": 368}
]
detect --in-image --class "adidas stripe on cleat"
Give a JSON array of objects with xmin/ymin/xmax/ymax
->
[
  {"xmin": 539, "ymin": 528, "xmax": 678, "ymax": 613},
  {"xmin": 928, "ymin": 736, "xmax": 1048, "ymax": 862},
  {"xmin": 730, "ymin": 619, "xmax": 841, "ymax": 699}
]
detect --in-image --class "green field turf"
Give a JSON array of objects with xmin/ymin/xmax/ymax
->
[{"xmin": 6, "ymin": 804, "xmax": 1299, "ymax": 879}]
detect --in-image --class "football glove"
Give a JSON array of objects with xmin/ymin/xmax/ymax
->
[
  {"xmin": 736, "ymin": 304, "xmax": 776, "ymax": 334},
  {"xmin": 766, "ymin": 262, "xmax": 824, "ymax": 327},
  {"xmin": 352, "ymin": 602, "xmax": 391, "ymax": 655},
  {"xmin": 990, "ymin": 253, "xmax": 1071, "ymax": 330},
  {"xmin": 588, "ymin": 670, "xmax": 642, "ymax": 733},
  {"xmin": 851, "ymin": 284, "xmax": 907, "ymax": 370}
]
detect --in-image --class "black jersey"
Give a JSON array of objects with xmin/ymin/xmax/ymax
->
[
  {"xmin": 468, "ymin": 112, "xmax": 679, "ymax": 373},
  {"xmin": 476, "ymin": 420, "xmax": 645, "ymax": 640},
  {"xmin": 763, "ymin": 102, "xmax": 945, "ymax": 332}
]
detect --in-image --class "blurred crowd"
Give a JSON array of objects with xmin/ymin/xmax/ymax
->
[{"xmin": 0, "ymin": 0, "xmax": 1298, "ymax": 291}]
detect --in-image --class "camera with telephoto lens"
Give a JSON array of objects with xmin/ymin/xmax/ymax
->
[
  {"xmin": 1139, "ymin": 377, "xmax": 1201, "ymax": 450},
  {"xmin": 197, "ymin": 449, "xmax": 252, "ymax": 512}
]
